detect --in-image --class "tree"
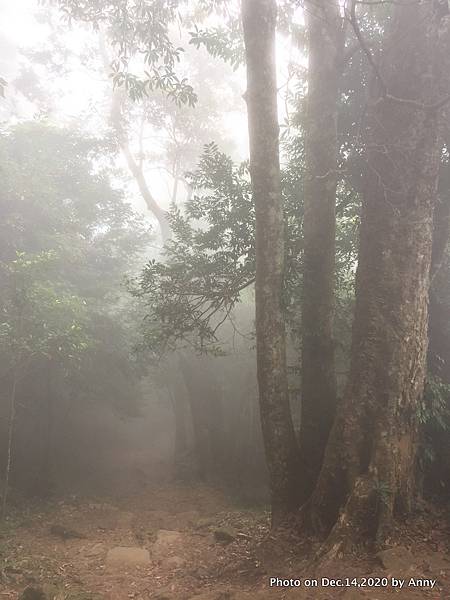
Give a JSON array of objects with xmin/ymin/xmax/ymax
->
[
  {"xmin": 299, "ymin": 0, "xmax": 344, "ymax": 503},
  {"xmin": 242, "ymin": 0, "xmax": 300, "ymax": 524},
  {"xmin": 0, "ymin": 251, "xmax": 92, "ymax": 515},
  {"xmin": 57, "ymin": 0, "xmax": 195, "ymax": 104},
  {"xmin": 302, "ymin": 0, "xmax": 450, "ymax": 553},
  {"xmin": 0, "ymin": 123, "xmax": 148, "ymax": 500}
]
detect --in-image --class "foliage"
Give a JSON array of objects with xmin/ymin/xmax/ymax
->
[
  {"xmin": 0, "ymin": 122, "xmax": 149, "ymax": 414},
  {"xmin": 189, "ymin": 22, "xmax": 244, "ymax": 70},
  {"xmin": 119, "ymin": 41, "xmax": 240, "ymax": 198},
  {"xmin": 0, "ymin": 251, "xmax": 92, "ymax": 374},
  {"xmin": 133, "ymin": 136, "xmax": 359, "ymax": 357},
  {"xmin": 420, "ymin": 375, "xmax": 450, "ymax": 431},
  {"xmin": 132, "ymin": 143, "xmax": 255, "ymax": 355},
  {"xmin": 187, "ymin": 0, "xmax": 304, "ymax": 70},
  {"xmin": 0, "ymin": 122, "xmax": 148, "ymax": 295},
  {"xmin": 54, "ymin": 0, "xmax": 196, "ymax": 104}
]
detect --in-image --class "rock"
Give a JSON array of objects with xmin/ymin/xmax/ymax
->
[
  {"xmin": 19, "ymin": 587, "xmax": 48, "ymax": 600},
  {"xmin": 213, "ymin": 527, "xmax": 237, "ymax": 544},
  {"xmin": 164, "ymin": 555, "xmax": 186, "ymax": 569},
  {"xmin": 377, "ymin": 545, "xmax": 415, "ymax": 574},
  {"xmin": 106, "ymin": 546, "xmax": 150, "ymax": 566},
  {"xmin": 153, "ymin": 530, "xmax": 183, "ymax": 556}
]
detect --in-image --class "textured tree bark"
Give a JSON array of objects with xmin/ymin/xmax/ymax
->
[
  {"xmin": 423, "ymin": 190, "xmax": 450, "ymax": 496},
  {"xmin": 303, "ymin": 2, "xmax": 450, "ymax": 550},
  {"xmin": 2, "ymin": 367, "xmax": 18, "ymax": 520},
  {"xmin": 242, "ymin": 0, "xmax": 300, "ymax": 524},
  {"xmin": 299, "ymin": 0, "xmax": 343, "ymax": 504},
  {"xmin": 427, "ymin": 192, "xmax": 450, "ymax": 380}
]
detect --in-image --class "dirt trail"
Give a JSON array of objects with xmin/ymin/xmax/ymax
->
[{"xmin": 0, "ymin": 486, "xmax": 449, "ymax": 599}]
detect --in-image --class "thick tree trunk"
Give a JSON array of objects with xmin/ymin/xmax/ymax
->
[
  {"xmin": 242, "ymin": 0, "xmax": 300, "ymax": 524},
  {"xmin": 423, "ymin": 189, "xmax": 450, "ymax": 496},
  {"xmin": 303, "ymin": 2, "xmax": 450, "ymax": 550},
  {"xmin": 427, "ymin": 183, "xmax": 450, "ymax": 379},
  {"xmin": 299, "ymin": 0, "xmax": 343, "ymax": 504}
]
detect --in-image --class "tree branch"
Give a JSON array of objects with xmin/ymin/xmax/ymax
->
[{"xmin": 347, "ymin": 0, "xmax": 450, "ymax": 112}]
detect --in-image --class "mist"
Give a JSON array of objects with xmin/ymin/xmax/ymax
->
[{"xmin": 1, "ymin": 1, "xmax": 450, "ymax": 599}]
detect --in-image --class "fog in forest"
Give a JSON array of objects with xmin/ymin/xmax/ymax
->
[{"xmin": 1, "ymin": 1, "xmax": 450, "ymax": 599}]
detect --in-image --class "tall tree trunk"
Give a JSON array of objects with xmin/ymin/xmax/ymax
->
[
  {"xmin": 423, "ymin": 180, "xmax": 450, "ymax": 496},
  {"xmin": 427, "ymin": 191, "xmax": 450, "ymax": 381},
  {"xmin": 242, "ymin": 0, "xmax": 300, "ymax": 524},
  {"xmin": 2, "ymin": 367, "xmax": 18, "ymax": 520},
  {"xmin": 302, "ymin": 1, "xmax": 450, "ymax": 551},
  {"xmin": 427, "ymin": 165, "xmax": 450, "ymax": 378},
  {"xmin": 43, "ymin": 360, "xmax": 55, "ymax": 485},
  {"xmin": 299, "ymin": 0, "xmax": 343, "ymax": 504}
]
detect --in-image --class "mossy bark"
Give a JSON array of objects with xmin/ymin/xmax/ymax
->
[
  {"xmin": 242, "ymin": 0, "xmax": 300, "ymax": 525},
  {"xmin": 299, "ymin": 0, "xmax": 343, "ymax": 504},
  {"xmin": 303, "ymin": 3, "xmax": 450, "ymax": 550}
]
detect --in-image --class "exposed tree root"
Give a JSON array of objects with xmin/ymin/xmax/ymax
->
[{"xmin": 314, "ymin": 476, "xmax": 378, "ymax": 565}]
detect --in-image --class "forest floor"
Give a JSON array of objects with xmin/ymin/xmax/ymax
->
[{"xmin": 0, "ymin": 484, "xmax": 449, "ymax": 600}]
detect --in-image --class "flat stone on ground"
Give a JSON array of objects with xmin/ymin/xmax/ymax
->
[{"xmin": 377, "ymin": 545, "xmax": 415, "ymax": 574}]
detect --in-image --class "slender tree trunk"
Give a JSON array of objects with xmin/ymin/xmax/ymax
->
[
  {"xmin": 2, "ymin": 367, "xmax": 18, "ymax": 520},
  {"xmin": 303, "ymin": 2, "xmax": 450, "ymax": 551},
  {"xmin": 42, "ymin": 360, "xmax": 55, "ymax": 489},
  {"xmin": 242, "ymin": 0, "xmax": 300, "ymax": 525},
  {"xmin": 299, "ymin": 0, "xmax": 343, "ymax": 504}
]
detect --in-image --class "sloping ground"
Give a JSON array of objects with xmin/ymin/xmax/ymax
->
[{"xmin": 0, "ymin": 485, "xmax": 449, "ymax": 599}]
